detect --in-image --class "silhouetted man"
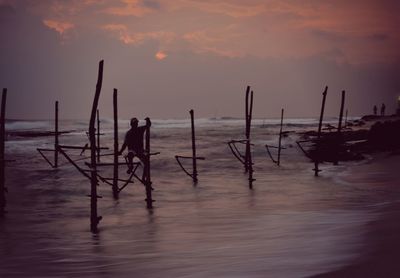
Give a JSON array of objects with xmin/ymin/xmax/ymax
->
[
  {"xmin": 373, "ymin": 105, "xmax": 377, "ymax": 115},
  {"xmin": 119, "ymin": 117, "xmax": 151, "ymax": 175},
  {"xmin": 381, "ymin": 103, "xmax": 386, "ymax": 116}
]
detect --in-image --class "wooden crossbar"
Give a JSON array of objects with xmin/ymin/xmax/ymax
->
[
  {"xmin": 176, "ymin": 155, "xmax": 205, "ymax": 160},
  {"xmin": 59, "ymin": 144, "xmax": 108, "ymax": 150},
  {"xmin": 57, "ymin": 147, "xmax": 93, "ymax": 180},
  {"xmin": 228, "ymin": 141, "xmax": 245, "ymax": 164},
  {"xmin": 37, "ymin": 148, "xmax": 56, "ymax": 168}
]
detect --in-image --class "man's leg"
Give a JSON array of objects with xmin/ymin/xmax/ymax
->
[
  {"xmin": 137, "ymin": 152, "xmax": 147, "ymax": 182},
  {"xmin": 127, "ymin": 152, "xmax": 134, "ymax": 174},
  {"xmin": 137, "ymin": 152, "xmax": 153, "ymax": 189}
]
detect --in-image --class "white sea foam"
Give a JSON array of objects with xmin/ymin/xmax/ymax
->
[
  {"xmin": 5, "ymin": 117, "xmax": 361, "ymax": 133},
  {"xmin": 5, "ymin": 120, "xmax": 52, "ymax": 131}
]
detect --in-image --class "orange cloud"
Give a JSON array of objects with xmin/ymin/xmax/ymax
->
[
  {"xmin": 103, "ymin": 24, "xmax": 175, "ymax": 45},
  {"xmin": 169, "ymin": 0, "xmax": 266, "ymax": 18},
  {"xmin": 43, "ymin": 19, "xmax": 75, "ymax": 35},
  {"xmin": 103, "ymin": 0, "xmax": 153, "ymax": 17},
  {"xmin": 102, "ymin": 23, "xmax": 127, "ymax": 32}
]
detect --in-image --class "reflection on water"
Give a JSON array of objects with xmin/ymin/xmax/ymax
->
[{"xmin": 0, "ymin": 119, "xmax": 396, "ymax": 277}]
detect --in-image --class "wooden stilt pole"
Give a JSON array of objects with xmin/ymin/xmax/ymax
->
[
  {"xmin": 175, "ymin": 111, "xmax": 204, "ymax": 181},
  {"xmin": 112, "ymin": 89, "xmax": 119, "ymax": 199},
  {"xmin": 277, "ymin": 108, "xmax": 284, "ymax": 166},
  {"xmin": 248, "ymin": 90, "xmax": 254, "ymax": 134},
  {"xmin": 334, "ymin": 90, "xmax": 345, "ymax": 165},
  {"xmin": 144, "ymin": 118, "xmax": 153, "ymax": 209},
  {"xmin": 189, "ymin": 109, "xmax": 198, "ymax": 183},
  {"xmin": 244, "ymin": 86, "xmax": 251, "ymax": 173},
  {"xmin": 96, "ymin": 109, "xmax": 100, "ymax": 163},
  {"xmin": 314, "ymin": 86, "xmax": 328, "ymax": 176},
  {"xmin": 54, "ymin": 101, "xmax": 59, "ymax": 168},
  {"xmin": 247, "ymin": 90, "xmax": 254, "ymax": 188},
  {"xmin": 337, "ymin": 91, "xmax": 346, "ymax": 136},
  {"xmin": 89, "ymin": 60, "xmax": 104, "ymax": 232},
  {"xmin": 344, "ymin": 109, "xmax": 348, "ymax": 128},
  {"xmin": 0, "ymin": 88, "xmax": 7, "ymax": 216}
]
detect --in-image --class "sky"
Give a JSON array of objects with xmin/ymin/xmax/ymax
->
[{"xmin": 0, "ymin": 0, "xmax": 399, "ymax": 120}]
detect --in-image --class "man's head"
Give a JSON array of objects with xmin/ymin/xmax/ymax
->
[{"xmin": 130, "ymin": 117, "xmax": 138, "ymax": 128}]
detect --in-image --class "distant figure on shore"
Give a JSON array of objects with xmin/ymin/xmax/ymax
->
[
  {"xmin": 381, "ymin": 103, "xmax": 386, "ymax": 116},
  {"xmin": 119, "ymin": 117, "xmax": 151, "ymax": 175},
  {"xmin": 373, "ymin": 105, "xmax": 377, "ymax": 115}
]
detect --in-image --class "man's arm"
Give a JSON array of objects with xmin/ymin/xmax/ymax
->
[
  {"xmin": 145, "ymin": 117, "xmax": 151, "ymax": 127},
  {"xmin": 138, "ymin": 118, "xmax": 151, "ymax": 133},
  {"xmin": 142, "ymin": 118, "xmax": 151, "ymax": 154}
]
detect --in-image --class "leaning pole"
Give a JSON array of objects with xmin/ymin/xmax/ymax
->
[
  {"xmin": 314, "ymin": 86, "xmax": 328, "ymax": 176},
  {"xmin": 89, "ymin": 60, "xmax": 104, "ymax": 232}
]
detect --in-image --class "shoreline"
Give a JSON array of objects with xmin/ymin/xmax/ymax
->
[{"xmin": 312, "ymin": 153, "xmax": 400, "ymax": 277}]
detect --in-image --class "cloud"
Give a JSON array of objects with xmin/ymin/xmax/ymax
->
[
  {"xmin": 102, "ymin": 23, "xmax": 127, "ymax": 32},
  {"xmin": 43, "ymin": 19, "xmax": 75, "ymax": 35},
  {"xmin": 171, "ymin": 0, "xmax": 266, "ymax": 18},
  {"xmin": 102, "ymin": 0, "xmax": 154, "ymax": 17},
  {"xmin": 10, "ymin": 0, "xmax": 400, "ymax": 64},
  {"xmin": 103, "ymin": 24, "xmax": 175, "ymax": 45}
]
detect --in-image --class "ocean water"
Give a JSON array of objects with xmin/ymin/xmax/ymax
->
[{"xmin": 0, "ymin": 117, "xmax": 397, "ymax": 277}]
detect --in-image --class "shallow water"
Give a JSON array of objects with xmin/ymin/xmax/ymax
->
[{"xmin": 1, "ymin": 118, "xmax": 397, "ymax": 277}]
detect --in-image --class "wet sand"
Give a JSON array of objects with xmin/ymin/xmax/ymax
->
[{"xmin": 313, "ymin": 153, "xmax": 400, "ymax": 277}]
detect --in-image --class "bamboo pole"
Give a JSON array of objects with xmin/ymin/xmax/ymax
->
[
  {"xmin": 244, "ymin": 86, "xmax": 250, "ymax": 173},
  {"xmin": 337, "ymin": 91, "xmax": 346, "ymax": 134},
  {"xmin": 112, "ymin": 89, "xmax": 119, "ymax": 199},
  {"xmin": 54, "ymin": 101, "xmax": 59, "ymax": 168},
  {"xmin": 247, "ymin": 90, "xmax": 254, "ymax": 188},
  {"xmin": 0, "ymin": 88, "xmax": 7, "ymax": 216},
  {"xmin": 96, "ymin": 109, "xmax": 100, "ymax": 163},
  {"xmin": 314, "ymin": 86, "xmax": 328, "ymax": 176},
  {"xmin": 189, "ymin": 109, "xmax": 198, "ymax": 183},
  {"xmin": 277, "ymin": 108, "xmax": 284, "ymax": 166},
  {"xmin": 334, "ymin": 90, "xmax": 345, "ymax": 165},
  {"xmin": 89, "ymin": 60, "xmax": 104, "ymax": 232},
  {"xmin": 144, "ymin": 118, "xmax": 153, "ymax": 209}
]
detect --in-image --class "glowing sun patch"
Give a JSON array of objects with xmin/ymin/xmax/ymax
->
[{"xmin": 155, "ymin": 51, "xmax": 167, "ymax": 60}]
